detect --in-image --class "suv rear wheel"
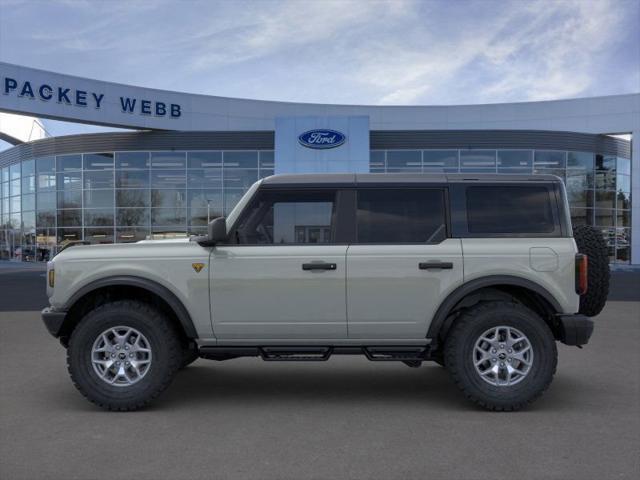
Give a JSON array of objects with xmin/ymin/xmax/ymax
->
[
  {"xmin": 67, "ymin": 300, "xmax": 182, "ymax": 411},
  {"xmin": 444, "ymin": 301, "xmax": 557, "ymax": 411}
]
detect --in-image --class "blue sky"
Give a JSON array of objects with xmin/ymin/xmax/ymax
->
[{"xmin": 0, "ymin": 0, "xmax": 638, "ymax": 141}]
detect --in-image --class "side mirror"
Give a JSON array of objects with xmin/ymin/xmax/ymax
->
[
  {"xmin": 208, "ymin": 216, "xmax": 227, "ymax": 244},
  {"xmin": 194, "ymin": 216, "xmax": 226, "ymax": 247}
]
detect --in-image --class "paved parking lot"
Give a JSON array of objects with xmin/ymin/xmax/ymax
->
[{"xmin": 1, "ymin": 293, "xmax": 638, "ymax": 479}]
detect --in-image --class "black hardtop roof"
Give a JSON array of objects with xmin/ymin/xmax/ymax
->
[{"xmin": 261, "ymin": 173, "xmax": 563, "ymax": 187}]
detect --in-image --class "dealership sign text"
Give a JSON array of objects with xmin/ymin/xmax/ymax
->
[{"xmin": 2, "ymin": 76, "xmax": 182, "ymax": 118}]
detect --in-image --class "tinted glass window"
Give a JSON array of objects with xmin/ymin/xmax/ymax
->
[
  {"xmin": 466, "ymin": 186, "xmax": 555, "ymax": 234},
  {"xmin": 259, "ymin": 151, "xmax": 275, "ymax": 169},
  {"xmin": 22, "ymin": 159, "xmax": 35, "ymax": 176},
  {"xmin": 57, "ymin": 155, "xmax": 82, "ymax": 171},
  {"xmin": 187, "ymin": 169, "xmax": 222, "ymax": 188},
  {"xmin": 116, "ymin": 152, "xmax": 149, "ymax": 169},
  {"xmin": 188, "ymin": 151, "xmax": 222, "ymax": 169},
  {"xmin": 460, "ymin": 150, "xmax": 496, "ymax": 171},
  {"xmin": 150, "ymin": 152, "xmax": 186, "ymax": 169},
  {"xmin": 117, "ymin": 170, "xmax": 149, "ymax": 188},
  {"xmin": 224, "ymin": 151, "xmax": 258, "ymax": 168},
  {"xmin": 9, "ymin": 163, "xmax": 21, "ymax": 180},
  {"xmin": 497, "ymin": 151, "xmax": 532, "ymax": 170},
  {"xmin": 235, "ymin": 190, "xmax": 336, "ymax": 245},
  {"xmin": 83, "ymin": 153, "xmax": 114, "ymax": 170},
  {"xmin": 534, "ymin": 151, "xmax": 566, "ymax": 169},
  {"xmin": 36, "ymin": 157, "xmax": 55, "ymax": 174},
  {"xmin": 57, "ymin": 171, "xmax": 82, "ymax": 190},
  {"xmin": 84, "ymin": 190, "xmax": 114, "ymax": 209},
  {"xmin": 567, "ymin": 151, "xmax": 594, "ymax": 170},
  {"xmin": 84, "ymin": 170, "xmax": 114, "ymax": 189},
  {"xmin": 423, "ymin": 150, "xmax": 458, "ymax": 172},
  {"xmin": 357, "ymin": 189, "xmax": 446, "ymax": 243},
  {"xmin": 386, "ymin": 151, "xmax": 421, "ymax": 170}
]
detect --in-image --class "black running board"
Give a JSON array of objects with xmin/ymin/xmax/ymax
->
[
  {"xmin": 198, "ymin": 346, "xmax": 430, "ymax": 362},
  {"xmin": 261, "ymin": 347, "xmax": 332, "ymax": 361},
  {"xmin": 363, "ymin": 346, "xmax": 428, "ymax": 362}
]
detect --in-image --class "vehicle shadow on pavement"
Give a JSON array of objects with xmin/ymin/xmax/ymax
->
[
  {"xmin": 41, "ymin": 356, "xmax": 594, "ymax": 414},
  {"xmin": 145, "ymin": 361, "xmax": 579, "ymax": 412},
  {"xmin": 159, "ymin": 363, "xmax": 472, "ymax": 410}
]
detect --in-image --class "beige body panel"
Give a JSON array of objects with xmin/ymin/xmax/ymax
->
[
  {"xmin": 461, "ymin": 238, "xmax": 579, "ymax": 314},
  {"xmin": 346, "ymin": 240, "xmax": 464, "ymax": 338},
  {"xmin": 48, "ymin": 241, "xmax": 214, "ymax": 338},
  {"xmin": 210, "ymin": 245, "xmax": 348, "ymax": 339}
]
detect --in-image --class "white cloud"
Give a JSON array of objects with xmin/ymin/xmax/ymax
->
[
  {"xmin": 349, "ymin": 0, "xmax": 631, "ymax": 104},
  {"xmin": 0, "ymin": 0, "xmax": 637, "ymax": 105},
  {"xmin": 187, "ymin": 0, "xmax": 413, "ymax": 71},
  {"xmin": 473, "ymin": 0, "xmax": 625, "ymax": 102}
]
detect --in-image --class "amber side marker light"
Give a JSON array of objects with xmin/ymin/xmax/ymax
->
[
  {"xmin": 575, "ymin": 254, "xmax": 588, "ymax": 295},
  {"xmin": 48, "ymin": 269, "xmax": 55, "ymax": 288}
]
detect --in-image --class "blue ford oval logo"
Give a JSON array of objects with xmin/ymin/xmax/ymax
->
[{"xmin": 298, "ymin": 129, "xmax": 346, "ymax": 149}]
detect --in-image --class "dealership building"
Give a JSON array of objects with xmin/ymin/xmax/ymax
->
[{"xmin": 0, "ymin": 62, "xmax": 638, "ymax": 264}]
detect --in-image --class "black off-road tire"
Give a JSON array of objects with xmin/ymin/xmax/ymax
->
[
  {"xmin": 573, "ymin": 225, "xmax": 610, "ymax": 317},
  {"xmin": 67, "ymin": 300, "xmax": 182, "ymax": 411},
  {"xmin": 444, "ymin": 302, "xmax": 557, "ymax": 411}
]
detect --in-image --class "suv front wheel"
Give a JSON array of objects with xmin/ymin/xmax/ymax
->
[
  {"xmin": 67, "ymin": 300, "xmax": 182, "ymax": 411},
  {"xmin": 444, "ymin": 302, "xmax": 557, "ymax": 411}
]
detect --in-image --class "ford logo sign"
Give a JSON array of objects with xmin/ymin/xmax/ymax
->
[{"xmin": 298, "ymin": 129, "xmax": 346, "ymax": 149}]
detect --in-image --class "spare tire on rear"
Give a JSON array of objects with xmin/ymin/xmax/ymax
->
[{"xmin": 573, "ymin": 225, "xmax": 610, "ymax": 317}]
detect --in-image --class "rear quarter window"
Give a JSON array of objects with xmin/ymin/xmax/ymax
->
[{"xmin": 466, "ymin": 186, "xmax": 556, "ymax": 234}]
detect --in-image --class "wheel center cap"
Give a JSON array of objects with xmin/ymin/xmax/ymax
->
[
  {"xmin": 118, "ymin": 352, "xmax": 127, "ymax": 360},
  {"xmin": 498, "ymin": 352, "xmax": 507, "ymax": 360}
]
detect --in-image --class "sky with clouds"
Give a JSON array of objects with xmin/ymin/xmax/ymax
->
[{"xmin": 0, "ymin": 0, "xmax": 638, "ymax": 140}]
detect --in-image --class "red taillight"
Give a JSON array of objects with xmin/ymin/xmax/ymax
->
[{"xmin": 575, "ymin": 254, "xmax": 588, "ymax": 295}]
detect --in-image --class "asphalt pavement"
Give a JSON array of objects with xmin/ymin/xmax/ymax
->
[{"xmin": 0, "ymin": 263, "xmax": 639, "ymax": 479}]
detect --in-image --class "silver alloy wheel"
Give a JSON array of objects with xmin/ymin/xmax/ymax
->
[
  {"xmin": 91, "ymin": 326, "xmax": 152, "ymax": 387},
  {"xmin": 473, "ymin": 326, "xmax": 533, "ymax": 386}
]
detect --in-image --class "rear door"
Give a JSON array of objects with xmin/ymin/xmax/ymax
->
[
  {"xmin": 346, "ymin": 188, "xmax": 463, "ymax": 339},
  {"xmin": 210, "ymin": 188, "xmax": 348, "ymax": 340}
]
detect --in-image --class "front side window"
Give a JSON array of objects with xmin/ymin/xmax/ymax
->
[
  {"xmin": 356, "ymin": 189, "xmax": 446, "ymax": 243},
  {"xmin": 234, "ymin": 190, "xmax": 336, "ymax": 245},
  {"xmin": 466, "ymin": 186, "xmax": 555, "ymax": 234}
]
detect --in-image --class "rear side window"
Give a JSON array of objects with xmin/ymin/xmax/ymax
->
[
  {"xmin": 356, "ymin": 189, "xmax": 446, "ymax": 243},
  {"xmin": 466, "ymin": 186, "xmax": 555, "ymax": 234}
]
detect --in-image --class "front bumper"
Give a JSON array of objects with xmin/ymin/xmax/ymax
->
[
  {"xmin": 557, "ymin": 314, "xmax": 594, "ymax": 346},
  {"xmin": 41, "ymin": 307, "xmax": 67, "ymax": 338}
]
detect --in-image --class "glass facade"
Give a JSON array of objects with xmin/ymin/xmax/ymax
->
[
  {"xmin": 1, "ymin": 150, "xmax": 274, "ymax": 261},
  {"xmin": 0, "ymin": 147, "xmax": 632, "ymax": 264},
  {"xmin": 370, "ymin": 149, "xmax": 632, "ymax": 264}
]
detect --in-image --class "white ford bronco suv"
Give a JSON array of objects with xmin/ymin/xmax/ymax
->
[{"xmin": 42, "ymin": 173, "xmax": 609, "ymax": 411}]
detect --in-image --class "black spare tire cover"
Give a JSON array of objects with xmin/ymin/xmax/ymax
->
[{"xmin": 573, "ymin": 225, "xmax": 610, "ymax": 317}]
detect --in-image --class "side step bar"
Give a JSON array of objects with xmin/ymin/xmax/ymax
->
[
  {"xmin": 261, "ymin": 347, "xmax": 332, "ymax": 361},
  {"xmin": 363, "ymin": 346, "xmax": 428, "ymax": 362},
  {"xmin": 198, "ymin": 346, "xmax": 431, "ymax": 362}
]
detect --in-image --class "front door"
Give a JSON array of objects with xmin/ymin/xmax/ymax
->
[
  {"xmin": 346, "ymin": 188, "xmax": 463, "ymax": 339},
  {"xmin": 211, "ymin": 188, "xmax": 348, "ymax": 340}
]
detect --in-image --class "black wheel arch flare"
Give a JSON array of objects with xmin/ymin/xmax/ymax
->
[
  {"xmin": 426, "ymin": 275, "xmax": 563, "ymax": 344},
  {"xmin": 61, "ymin": 275, "xmax": 198, "ymax": 339}
]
